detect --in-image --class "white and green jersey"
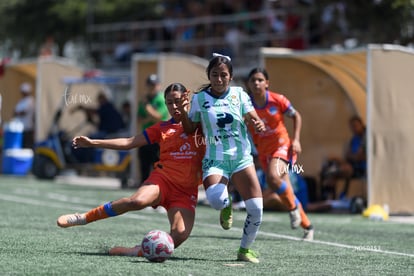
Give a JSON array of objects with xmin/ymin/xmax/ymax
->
[{"xmin": 189, "ymin": 86, "xmax": 254, "ymax": 161}]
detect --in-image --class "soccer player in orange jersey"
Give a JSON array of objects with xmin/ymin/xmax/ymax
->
[
  {"xmin": 246, "ymin": 67, "xmax": 314, "ymax": 241},
  {"xmin": 56, "ymin": 83, "xmax": 205, "ymax": 256}
]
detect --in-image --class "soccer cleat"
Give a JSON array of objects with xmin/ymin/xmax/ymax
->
[
  {"xmin": 237, "ymin": 248, "xmax": 260, "ymax": 263},
  {"xmin": 57, "ymin": 213, "xmax": 87, "ymax": 228},
  {"xmin": 220, "ymin": 195, "xmax": 233, "ymax": 230},
  {"xmin": 289, "ymin": 206, "xmax": 302, "ymax": 229},
  {"xmin": 109, "ymin": 245, "xmax": 143, "ymax": 257},
  {"xmin": 303, "ymin": 226, "xmax": 314, "ymax": 241}
]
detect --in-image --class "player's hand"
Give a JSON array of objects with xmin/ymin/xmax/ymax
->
[
  {"xmin": 252, "ymin": 118, "xmax": 266, "ymax": 132},
  {"xmin": 292, "ymin": 139, "xmax": 302, "ymax": 154},
  {"xmin": 178, "ymin": 91, "xmax": 190, "ymax": 112},
  {"xmin": 72, "ymin": 135, "xmax": 92, "ymax": 148}
]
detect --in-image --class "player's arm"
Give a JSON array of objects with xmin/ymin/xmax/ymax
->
[
  {"xmin": 144, "ymin": 104, "xmax": 162, "ymax": 120},
  {"xmin": 181, "ymin": 111, "xmax": 198, "ymax": 134},
  {"xmin": 144, "ymin": 97, "xmax": 168, "ymax": 121},
  {"xmin": 72, "ymin": 134, "xmax": 147, "ymax": 150},
  {"xmin": 245, "ymin": 110, "xmax": 265, "ymax": 133},
  {"xmin": 286, "ymin": 106, "xmax": 302, "ymax": 154}
]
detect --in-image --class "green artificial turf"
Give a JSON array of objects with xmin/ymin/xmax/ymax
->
[{"xmin": 0, "ymin": 176, "xmax": 413, "ymax": 275}]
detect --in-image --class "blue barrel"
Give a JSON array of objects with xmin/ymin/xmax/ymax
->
[{"xmin": 2, "ymin": 120, "xmax": 23, "ymax": 150}]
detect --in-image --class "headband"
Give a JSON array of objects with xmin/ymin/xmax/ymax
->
[{"xmin": 212, "ymin": 53, "xmax": 231, "ymax": 61}]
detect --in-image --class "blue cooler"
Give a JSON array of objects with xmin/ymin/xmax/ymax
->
[
  {"xmin": 2, "ymin": 149, "xmax": 33, "ymax": 175},
  {"xmin": 2, "ymin": 120, "xmax": 24, "ymax": 150}
]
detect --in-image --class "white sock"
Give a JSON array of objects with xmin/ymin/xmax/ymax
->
[
  {"xmin": 240, "ymin": 197, "xmax": 263, "ymax": 249},
  {"xmin": 205, "ymin": 183, "xmax": 229, "ymax": 210}
]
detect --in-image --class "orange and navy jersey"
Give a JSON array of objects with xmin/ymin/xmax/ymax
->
[
  {"xmin": 249, "ymin": 90, "xmax": 294, "ymax": 161},
  {"xmin": 143, "ymin": 118, "xmax": 205, "ymax": 188}
]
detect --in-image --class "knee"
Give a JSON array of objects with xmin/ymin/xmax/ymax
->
[
  {"xmin": 127, "ymin": 196, "xmax": 147, "ymax": 209},
  {"xmin": 170, "ymin": 229, "xmax": 190, "ymax": 248},
  {"xmin": 266, "ymin": 171, "xmax": 283, "ymax": 186},
  {"xmin": 205, "ymin": 183, "xmax": 229, "ymax": 210}
]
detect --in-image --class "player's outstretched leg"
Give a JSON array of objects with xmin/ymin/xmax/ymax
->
[
  {"xmin": 57, "ymin": 213, "xmax": 87, "ymax": 228},
  {"xmin": 57, "ymin": 186, "xmax": 160, "ymax": 228},
  {"xmin": 57, "ymin": 202, "xmax": 118, "ymax": 228}
]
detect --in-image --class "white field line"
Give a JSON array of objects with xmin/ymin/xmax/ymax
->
[{"xmin": 0, "ymin": 193, "xmax": 413, "ymax": 258}]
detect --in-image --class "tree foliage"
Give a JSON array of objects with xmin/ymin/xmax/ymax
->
[
  {"xmin": 0, "ymin": 0, "xmax": 412, "ymax": 58},
  {"xmin": 0, "ymin": 0, "xmax": 161, "ymax": 57}
]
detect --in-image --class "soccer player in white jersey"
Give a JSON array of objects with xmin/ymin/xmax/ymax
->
[{"xmin": 180, "ymin": 53, "xmax": 266, "ymax": 263}]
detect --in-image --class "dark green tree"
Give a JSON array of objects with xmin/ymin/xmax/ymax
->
[{"xmin": 0, "ymin": 0, "xmax": 161, "ymax": 57}]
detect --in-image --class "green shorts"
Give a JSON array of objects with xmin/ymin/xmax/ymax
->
[{"xmin": 202, "ymin": 155, "xmax": 254, "ymax": 180}]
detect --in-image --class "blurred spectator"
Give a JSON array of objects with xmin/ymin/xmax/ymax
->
[
  {"xmin": 39, "ymin": 35, "xmax": 59, "ymax": 57},
  {"xmin": 210, "ymin": 23, "xmax": 232, "ymax": 58},
  {"xmin": 14, "ymin": 82, "xmax": 35, "ymax": 148},
  {"xmin": 224, "ymin": 23, "xmax": 248, "ymax": 58},
  {"xmin": 271, "ymin": 14, "xmax": 286, "ymax": 34},
  {"xmin": 114, "ymin": 34, "xmax": 133, "ymax": 63},
  {"xmin": 71, "ymin": 91, "xmax": 126, "ymax": 163},
  {"xmin": 120, "ymin": 100, "xmax": 131, "ymax": 133},
  {"xmin": 63, "ymin": 37, "xmax": 90, "ymax": 65},
  {"xmin": 320, "ymin": 115, "xmax": 366, "ymax": 200},
  {"xmin": 320, "ymin": 1, "xmax": 349, "ymax": 48},
  {"xmin": 0, "ymin": 93, "xmax": 2, "ymax": 120},
  {"xmin": 285, "ymin": 12, "xmax": 306, "ymax": 50},
  {"xmin": 73, "ymin": 91, "xmax": 125, "ymax": 139},
  {"xmin": 137, "ymin": 74, "xmax": 169, "ymax": 183},
  {"xmin": 0, "ymin": 93, "xmax": 2, "ymax": 134}
]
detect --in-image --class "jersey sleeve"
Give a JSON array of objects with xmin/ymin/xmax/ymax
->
[
  {"xmin": 276, "ymin": 94, "xmax": 293, "ymax": 114},
  {"xmin": 240, "ymin": 88, "xmax": 255, "ymax": 115},
  {"xmin": 143, "ymin": 121, "xmax": 161, "ymax": 144},
  {"xmin": 188, "ymin": 93, "xmax": 201, "ymax": 123}
]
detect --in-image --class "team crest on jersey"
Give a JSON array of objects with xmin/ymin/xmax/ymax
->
[
  {"xmin": 227, "ymin": 95, "xmax": 240, "ymax": 106},
  {"xmin": 170, "ymin": 141, "xmax": 196, "ymax": 160},
  {"xmin": 180, "ymin": 142, "xmax": 191, "ymax": 152},
  {"xmin": 269, "ymin": 106, "xmax": 278, "ymax": 115}
]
